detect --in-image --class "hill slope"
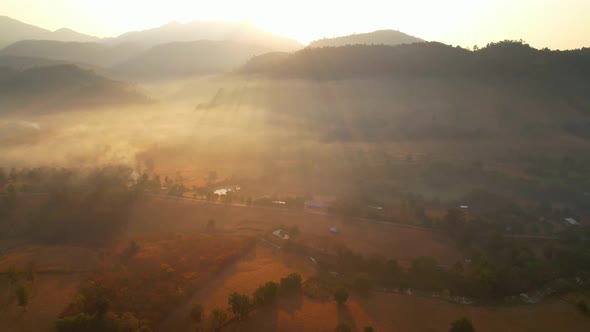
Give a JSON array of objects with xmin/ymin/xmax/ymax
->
[
  {"xmin": 0, "ymin": 16, "xmax": 99, "ymax": 49},
  {"xmin": 109, "ymin": 21, "xmax": 302, "ymax": 51},
  {"xmin": 113, "ymin": 40, "xmax": 273, "ymax": 78},
  {"xmin": 309, "ymin": 30, "xmax": 424, "ymax": 48},
  {"xmin": 240, "ymin": 41, "xmax": 590, "ymax": 80},
  {"xmin": 0, "ymin": 40, "xmax": 148, "ymax": 68},
  {"xmin": 0, "ymin": 65, "xmax": 149, "ymax": 112}
]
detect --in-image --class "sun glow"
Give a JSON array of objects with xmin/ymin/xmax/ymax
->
[{"xmin": 1, "ymin": 0, "xmax": 589, "ymax": 49}]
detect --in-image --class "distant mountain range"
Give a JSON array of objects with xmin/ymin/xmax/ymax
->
[
  {"xmin": 308, "ymin": 30, "xmax": 424, "ymax": 48},
  {"xmin": 0, "ymin": 65, "xmax": 149, "ymax": 112},
  {"xmin": 113, "ymin": 40, "xmax": 273, "ymax": 79},
  {"xmin": 0, "ymin": 16, "xmax": 99, "ymax": 49},
  {"xmin": 108, "ymin": 21, "xmax": 302, "ymax": 51},
  {"xmin": 0, "ymin": 40, "xmax": 148, "ymax": 68},
  {"xmin": 0, "ymin": 17, "xmax": 305, "ymax": 79}
]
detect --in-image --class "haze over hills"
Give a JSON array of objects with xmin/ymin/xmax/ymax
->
[
  {"xmin": 0, "ymin": 55, "xmax": 66, "ymax": 69},
  {"xmin": 113, "ymin": 40, "xmax": 273, "ymax": 79},
  {"xmin": 0, "ymin": 17, "xmax": 306, "ymax": 79},
  {"xmin": 308, "ymin": 30, "xmax": 425, "ymax": 48},
  {"xmin": 0, "ymin": 40, "xmax": 149, "ymax": 68},
  {"xmin": 107, "ymin": 21, "xmax": 303, "ymax": 51},
  {"xmin": 0, "ymin": 16, "xmax": 99, "ymax": 49},
  {"xmin": 0, "ymin": 64, "xmax": 149, "ymax": 112}
]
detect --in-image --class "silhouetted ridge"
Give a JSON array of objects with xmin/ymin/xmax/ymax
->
[
  {"xmin": 0, "ymin": 64, "xmax": 149, "ymax": 112},
  {"xmin": 240, "ymin": 41, "xmax": 590, "ymax": 80},
  {"xmin": 309, "ymin": 30, "xmax": 424, "ymax": 47}
]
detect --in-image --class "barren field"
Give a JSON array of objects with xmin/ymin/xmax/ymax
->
[
  {"xmin": 128, "ymin": 197, "xmax": 462, "ymax": 266},
  {"xmin": 0, "ymin": 245, "xmax": 98, "ymax": 332},
  {"xmin": 228, "ymin": 292, "xmax": 590, "ymax": 332}
]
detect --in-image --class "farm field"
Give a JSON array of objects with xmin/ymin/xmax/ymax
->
[
  {"xmin": 228, "ymin": 292, "xmax": 590, "ymax": 332},
  {"xmin": 127, "ymin": 197, "xmax": 463, "ymax": 266},
  {"xmin": 0, "ymin": 245, "xmax": 100, "ymax": 332}
]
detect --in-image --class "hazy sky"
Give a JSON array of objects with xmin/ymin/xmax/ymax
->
[{"xmin": 1, "ymin": 0, "xmax": 589, "ymax": 49}]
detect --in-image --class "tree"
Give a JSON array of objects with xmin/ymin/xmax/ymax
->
[
  {"xmin": 449, "ymin": 318, "xmax": 475, "ymax": 332},
  {"xmin": 208, "ymin": 308, "xmax": 228, "ymax": 332},
  {"xmin": 25, "ymin": 261, "xmax": 35, "ymax": 282},
  {"xmin": 335, "ymin": 322, "xmax": 352, "ymax": 332},
  {"xmin": 411, "ymin": 256, "xmax": 438, "ymax": 276},
  {"xmin": 190, "ymin": 303, "xmax": 204, "ymax": 324},
  {"xmin": 6, "ymin": 265, "xmax": 20, "ymax": 285},
  {"xmin": 353, "ymin": 277, "xmax": 372, "ymax": 293},
  {"xmin": 55, "ymin": 313, "xmax": 93, "ymax": 332},
  {"xmin": 253, "ymin": 281, "xmax": 279, "ymax": 306},
  {"xmin": 0, "ymin": 168, "xmax": 7, "ymax": 187},
  {"xmin": 122, "ymin": 241, "xmax": 140, "ymax": 261},
  {"xmin": 578, "ymin": 300, "xmax": 589, "ymax": 315},
  {"xmin": 95, "ymin": 298, "xmax": 110, "ymax": 317},
  {"xmin": 279, "ymin": 273, "xmax": 302, "ymax": 293},
  {"xmin": 207, "ymin": 219, "xmax": 216, "ymax": 230},
  {"xmin": 228, "ymin": 292, "xmax": 253, "ymax": 320},
  {"xmin": 444, "ymin": 208, "xmax": 467, "ymax": 239},
  {"xmin": 334, "ymin": 288, "xmax": 349, "ymax": 304},
  {"xmin": 16, "ymin": 285, "xmax": 29, "ymax": 311},
  {"xmin": 207, "ymin": 171, "xmax": 218, "ymax": 184},
  {"xmin": 116, "ymin": 312, "xmax": 140, "ymax": 332}
]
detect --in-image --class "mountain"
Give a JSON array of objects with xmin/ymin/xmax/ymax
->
[
  {"xmin": 109, "ymin": 21, "xmax": 302, "ymax": 51},
  {"xmin": 0, "ymin": 64, "xmax": 149, "ymax": 112},
  {"xmin": 0, "ymin": 40, "xmax": 148, "ymax": 68},
  {"xmin": 113, "ymin": 40, "xmax": 273, "ymax": 79},
  {"xmin": 0, "ymin": 55, "xmax": 65, "ymax": 69},
  {"xmin": 308, "ymin": 30, "xmax": 424, "ymax": 48},
  {"xmin": 240, "ymin": 41, "xmax": 590, "ymax": 80},
  {"xmin": 0, "ymin": 16, "xmax": 99, "ymax": 49}
]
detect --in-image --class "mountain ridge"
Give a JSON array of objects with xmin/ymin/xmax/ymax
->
[
  {"xmin": 308, "ymin": 30, "xmax": 425, "ymax": 48},
  {"xmin": 0, "ymin": 64, "xmax": 149, "ymax": 112},
  {"xmin": 0, "ymin": 16, "xmax": 99, "ymax": 48}
]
